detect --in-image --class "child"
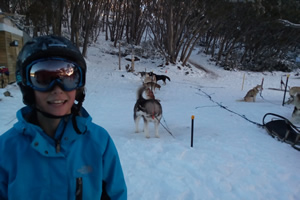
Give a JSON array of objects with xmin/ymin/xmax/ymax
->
[{"xmin": 0, "ymin": 35, "xmax": 127, "ymax": 199}]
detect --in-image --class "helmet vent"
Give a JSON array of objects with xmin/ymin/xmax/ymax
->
[
  {"xmin": 42, "ymin": 43, "xmax": 47, "ymax": 50},
  {"xmin": 49, "ymin": 44, "xmax": 67, "ymax": 48}
]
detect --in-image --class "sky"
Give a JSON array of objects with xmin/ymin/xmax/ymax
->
[{"xmin": 0, "ymin": 35, "xmax": 300, "ymax": 200}]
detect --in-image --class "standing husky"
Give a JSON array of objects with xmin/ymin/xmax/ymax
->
[
  {"xmin": 285, "ymin": 86, "xmax": 300, "ymax": 104},
  {"xmin": 285, "ymin": 90, "xmax": 300, "ymax": 120},
  {"xmin": 133, "ymin": 86, "xmax": 162, "ymax": 138},
  {"xmin": 291, "ymin": 94, "xmax": 300, "ymax": 119},
  {"xmin": 143, "ymin": 72, "xmax": 156, "ymax": 84},
  {"xmin": 152, "ymin": 73, "xmax": 171, "ymax": 85},
  {"xmin": 289, "ymin": 86, "xmax": 300, "ymax": 96},
  {"xmin": 143, "ymin": 82, "xmax": 161, "ymax": 92}
]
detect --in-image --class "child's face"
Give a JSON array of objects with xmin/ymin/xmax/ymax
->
[{"xmin": 34, "ymin": 85, "xmax": 76, "ymax": 117}]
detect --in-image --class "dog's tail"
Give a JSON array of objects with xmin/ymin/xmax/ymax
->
[
  {"xmin": 166, "ymin": 76, "xmax": 171, "ymax": 81},
  {"xmin": 137, "ymin": 86, "xmax": 146, "ymax": 100}
]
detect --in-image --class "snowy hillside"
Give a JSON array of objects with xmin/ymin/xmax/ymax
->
[{"xmin": 0, "ymin": 37, "xmax": 300, "ymax": 200}]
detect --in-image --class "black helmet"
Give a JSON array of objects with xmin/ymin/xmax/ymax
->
[{"xmin": 16, "ymin": 35, "xmax": 86, "ymax": 107}]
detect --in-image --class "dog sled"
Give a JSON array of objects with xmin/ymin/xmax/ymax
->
[{"xmin": 263, "ymin": 113, "xmax": 300, "ymax": 151}]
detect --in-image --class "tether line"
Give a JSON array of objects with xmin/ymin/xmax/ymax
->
[
  {"xmin": 157, "ymin": 115, "xmax": 175, "ymax": 138},
  {"xmin": 196, "ymin": 88, "xmax": 264, "ymax": 127}
]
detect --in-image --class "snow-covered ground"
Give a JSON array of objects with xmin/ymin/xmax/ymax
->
[{"xmin": 1, "ymin": 37, "xmax": 300, "ymax": 200}]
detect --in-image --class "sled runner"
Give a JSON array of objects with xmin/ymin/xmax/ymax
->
[{"xmin": 263, "ymin": 113, "xmax": 300, "ymax": 151}]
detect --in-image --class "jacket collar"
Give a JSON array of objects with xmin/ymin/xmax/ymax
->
[{"xmin": 13, "ymin": 106, "xmax": 92, "ymax": 157}]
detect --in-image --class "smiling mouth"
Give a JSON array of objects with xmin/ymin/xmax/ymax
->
[{"xmin": 48, "ymin": 100, "xmax": 67, "ymax": 105}]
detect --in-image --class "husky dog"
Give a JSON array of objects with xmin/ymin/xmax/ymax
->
[
  {"xmin": 134, "ymin": 86, "xmax": 162, "ymax": 138},
  {"xmin": 145, "ymin": 87, "xmax": 155, "ymax": 99},
  {"xmin": 143, "ymin": 72, "xmax": 156, "ymax": 84},
  {"xmin": 285, "ymin": 89, "xmax": 300, "ymax": 119},
  {"xmin": 285, "ymin": 87, "xmax": 300, "ymax": 104},
  {"xmin": 243, "ymin": 85, "xmax": 262, "ymax": 102},
  {"xmin": 143, "ymin": 82, "xmax": 161, "ymax": 92},
  {"xmin": 289, "ymin": 87, "xmax": 300, "ymax": 96},
  {"xmin": 138, "ymin": 71, "xmax": 147, "ymax": 77},
  {"xmin": 153, "ymin": 73, "xmax": 171, "ymax": 85},
  {"xmin": 292, "ymin": 95, "xmax": 300, "ymax": 119}
]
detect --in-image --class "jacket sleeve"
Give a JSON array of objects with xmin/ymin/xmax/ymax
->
[
  {"xmin": 102, "ymin": 136, "xmax": 127, "ymax": 200},
  {"xmin": 0, "ymin": 143, "xmax": 8, "ymax": 200},
  {"xmin": 0, "ymin": 164, "xmax": 8, "ymax": 200}
]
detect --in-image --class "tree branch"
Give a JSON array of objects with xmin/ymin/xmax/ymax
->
[{"xmin": 278, "ymin": 19, "xmax": 300, "ymax": 29}]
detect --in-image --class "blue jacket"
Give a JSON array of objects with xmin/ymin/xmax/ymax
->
[{"xmin": 0, "ymin": 106, "xmax": 127, "ymax": 200}]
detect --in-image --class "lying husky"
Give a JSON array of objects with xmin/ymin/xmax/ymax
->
[
  {"xmin": 133, "ymin": 86, "xmax": 162, "ymax": 138},
  {"xmin": 243, "ymin": 85, "xmax": 262, "ymax": 102}
]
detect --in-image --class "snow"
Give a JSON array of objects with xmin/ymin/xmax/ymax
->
[{"xmin": 1, "ymin": 36, "xmax": 300, "ymax": 200}]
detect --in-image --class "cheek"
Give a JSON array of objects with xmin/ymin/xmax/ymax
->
[
  {"xmin": 68, "ymin": 90, "xmax": 77, "ymax": 102},
  {"xmin": 34, "ymin": 91, "xmax": 47, "ymax": 106}
]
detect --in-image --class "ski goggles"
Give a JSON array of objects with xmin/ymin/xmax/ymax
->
[{"xmin": 25, "ymin": 58, "xmax": 84, "ymax": 92}]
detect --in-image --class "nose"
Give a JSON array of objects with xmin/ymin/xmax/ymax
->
[{"xmin": 51, "ymin": 85, "xmax": 64, "ymax": 94}]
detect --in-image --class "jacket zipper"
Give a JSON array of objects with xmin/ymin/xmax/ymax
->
[
  {"xmin": 75, "ymin": 177, "xmax": 83, "ymax": 200},
  {"xmin": 55, "ymin": 139, "xmax": 61, "ymax": 153},
  {"xmin": 55, "ymin": 119, "xmax": 68, "ymax": 153}
]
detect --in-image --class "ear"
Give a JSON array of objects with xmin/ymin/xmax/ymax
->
[{"xmin": 19, "ymin": 84, "xmax": 35, "ymax": 106}]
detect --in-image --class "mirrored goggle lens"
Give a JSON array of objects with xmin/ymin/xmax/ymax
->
[{"xmin": 27, "ymin": 59, "xmax": 82, "ymax": 91}]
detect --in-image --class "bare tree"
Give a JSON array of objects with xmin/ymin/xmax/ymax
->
[
  {"xmin": 70, "ymin": 0, "xmax": 84, "ymax": 46},
  {"xmin": 81, "ymin": 0, "xmax": 102, "ymax": 57},
  {"xmin": 146, "ymin": 0, "xmax": 205, "ymax": 64},
  {"xmin": 2, "ymin": 0, "xmax": 299, "ymax": 71}
]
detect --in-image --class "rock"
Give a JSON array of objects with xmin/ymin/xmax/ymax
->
[{"xmin": 3, "ymin": 91, "xmax": 12, "ymax": 97}]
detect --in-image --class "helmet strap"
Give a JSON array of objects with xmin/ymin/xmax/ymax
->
[
  {"xmin": 33, "ymin": 88, "xmax": 86, "ymax": 133},
  {"xmin": 71, "ymin": 91, "xmax": 86, "ymax": 134},
  {"xmin": 34, "ymin": 107, "xmax": 72, "ymax": 119}
]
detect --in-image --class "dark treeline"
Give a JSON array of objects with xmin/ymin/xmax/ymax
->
[{"xmin": 1, "ymin": 0, "xmax": 300, "ymax": 71}]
